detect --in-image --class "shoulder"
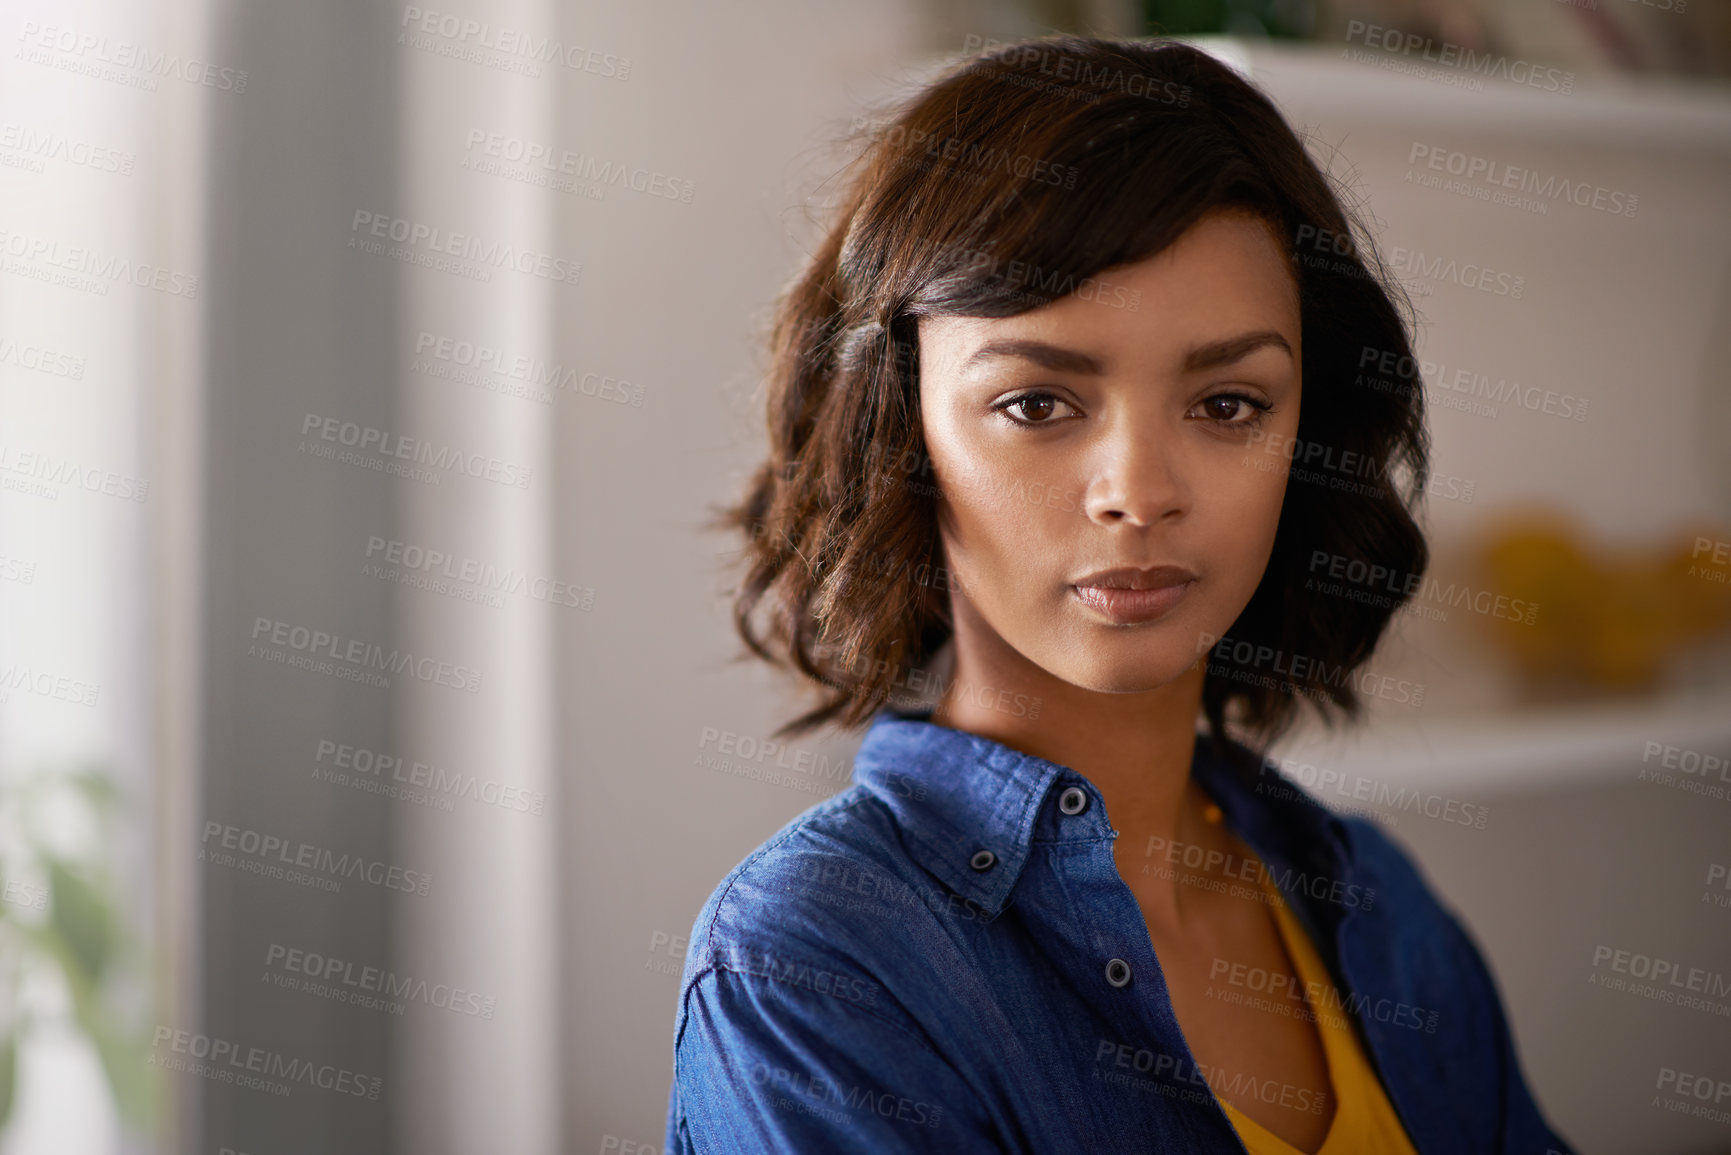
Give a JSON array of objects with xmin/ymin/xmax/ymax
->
[
  {"xmin": 1330, "ymin": 810, "xmax": 1509, "ymax": 1013},
  {"xmin": 674, "ymin": 784, "xmax": 958, "ymax": 1044},
  {"xmin": 1329, "ymin": 814, "xmax": 1574, "ymax": 1150},
  {"xmin": 1234, "ymin": 754, "xmax": 1468, "ymax": 933},
  {"xmin": 1229, "ymin": 755, "xmax": 1503, "ymax": 1006},
  {"xmin": 666, "ymin": 785, "xmax": 1004, "ymax": 1151},
  {"xmin": 1334, "ymin": 810, "xmax": 1466, "ymax": 931},
  {"xmin": 1337, "ymin": 810, "xmax": 1436, "ymax": 892},
  {"xmin": 682, "ymin": 785, "xmax": 928, "ymax": 963}
]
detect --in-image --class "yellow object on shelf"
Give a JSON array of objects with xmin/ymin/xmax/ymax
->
[{"xmin": 1469, "ymin": 513, "xmax": 1731, "ymax": 693}]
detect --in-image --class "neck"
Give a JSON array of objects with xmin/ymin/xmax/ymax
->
[{"xmin": 927, "ymin": 604, "xmax": 1229, "ymax": 932}]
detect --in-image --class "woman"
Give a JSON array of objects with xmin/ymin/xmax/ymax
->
[{"xmin": 666, "ymin": 34, "xmax": 1574, "ymax": 1155}]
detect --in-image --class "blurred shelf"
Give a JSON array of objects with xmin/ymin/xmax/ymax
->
[
  {"xmin": 1272, "ymin": 681, "xmax": 1731, "ymax": 795},
  {"xmin": 1184, "ymin": 35, "xmax": 1731, "ymax": 149}
]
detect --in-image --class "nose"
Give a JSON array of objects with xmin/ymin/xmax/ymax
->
[{"xmin": 1080, "ymin": 417, "xmax": 1188, "ymax": 528}]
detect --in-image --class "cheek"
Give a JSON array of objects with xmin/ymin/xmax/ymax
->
[
  {"xmin": 935, "ymin": 466, "xmax": 1077, "ymax": 600},
  {"xmin": 1205, "ymin": 452, "xmax": 1290, "ymax": 565},
  {"xmin": 946, "ymin": 487, "xmax": 1057, "ymax": 570}
]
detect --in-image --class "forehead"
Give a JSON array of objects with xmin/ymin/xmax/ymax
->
[{"xmin": 918, "ymin": 211, "xmax": 1300, "ymax": 372}]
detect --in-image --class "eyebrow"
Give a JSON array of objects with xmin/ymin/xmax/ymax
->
[{"xmin": 958, "ymin": 331, "xmax": 1294, "ymax": 376}]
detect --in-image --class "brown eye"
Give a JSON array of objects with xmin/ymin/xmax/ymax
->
[
  {"xmin": 1204, "ymin": 395, "xmax": 1244, "ymax": 421},
  {"xmin": 1199, "ymin": 393, "xmax": 1272, "ymax": 425},
  {"xmin": 1015, "ymin": 395, "xmax": 1057, "ymax": 422},
  {"xmin": 995, "ymin": 391, "xmax": 1073, "ymax": 426}
]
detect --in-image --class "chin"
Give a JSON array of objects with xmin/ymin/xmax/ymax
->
[{"xmin": 1046, "ymin": 647, "xmax": 1199, "ymax": 696}]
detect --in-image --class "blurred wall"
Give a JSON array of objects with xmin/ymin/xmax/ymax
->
[
  {"xmin": 543, "ymin": 3, "xmax": 929, "ymax": 1147},
  {"xmin": 200, "ymin": 2, "xmax": 403, "ymax": 1151}
]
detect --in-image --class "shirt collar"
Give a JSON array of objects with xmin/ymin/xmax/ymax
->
[{"xmin": 850, "ymin": 706, "xmax": 1356, "ymax": 923}]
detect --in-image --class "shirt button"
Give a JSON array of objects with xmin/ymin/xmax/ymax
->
[
  {"xmin": 970, "ymin": 849, "xmax": 997, "ymax": 871},
  {"xmin": 1058, "ymin": 786, "xmax": 1089, "ymax": 816},
  {"xmin": 1105, "ymin": 958, "xmax": 1132, "ymax": 988}
]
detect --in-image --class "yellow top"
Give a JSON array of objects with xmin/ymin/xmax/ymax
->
[{"xmin": 1214, "ymin": 874, "xmax": 1421, "ymax": 1155}]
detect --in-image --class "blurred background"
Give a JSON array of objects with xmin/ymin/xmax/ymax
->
[{"xmin": 1, "ymin": 0, "xmax": 1728, "ymax": 1152}]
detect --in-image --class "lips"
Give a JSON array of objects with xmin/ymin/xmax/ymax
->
[
  {"xmin": 1070, "ymin": 565, "xmax": 1197, "ymax": 624},
  {"xmin": 1071, "ymin": 565, "xmax": 1196, "ymax": 590}
]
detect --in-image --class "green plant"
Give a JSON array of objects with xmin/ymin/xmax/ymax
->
[
  {"xmin": 1143, "ymin": 0, "xmax": 1315, "ymax": 38},
  {"xmin": 0, "ymin": 765, "xmax": 156, "ymax": 1135}
]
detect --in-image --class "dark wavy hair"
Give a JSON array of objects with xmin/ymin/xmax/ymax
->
[{"xmin": 710, "ymin": 34, "xmax": 1430, "ymax": 754}]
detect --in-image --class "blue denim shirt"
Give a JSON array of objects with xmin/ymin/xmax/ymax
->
[{"xmin": 666, "ymin": 707, "xmax": 1575, "ymax": 1154}]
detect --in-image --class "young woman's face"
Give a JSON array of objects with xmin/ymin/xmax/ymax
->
[{"xmin": 916, "ymin": 208, "xmax": 1302, "ymax": 695}]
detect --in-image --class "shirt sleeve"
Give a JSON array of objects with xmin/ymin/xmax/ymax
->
[
  {"xmin": 1432, "ymin": 903, "xmax": 1578, "ymax": 1155},
  {"xmin": 1342, "ymin": 814, "xmax": 1577, "ymax": 1155},
  {"xmin": 667, "ymin": 961, "xmax": 1001, "ymax": 1154}
]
